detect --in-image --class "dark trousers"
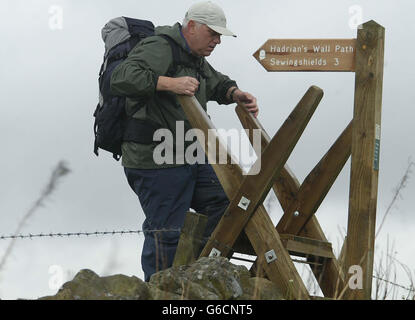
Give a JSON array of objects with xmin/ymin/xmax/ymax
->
[{"xmin": 124, "ymin": 163, "xmax": 229, "ymax": 282}]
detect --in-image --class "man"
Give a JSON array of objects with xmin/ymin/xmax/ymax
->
[{"xmin": 110, "ymin": 1, "xmax": 259, "ymax": 281}]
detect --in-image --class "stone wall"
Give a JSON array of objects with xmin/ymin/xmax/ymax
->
[{"xmin": 39, "ymin": 257, "xmax": 284, "ymax": 300}]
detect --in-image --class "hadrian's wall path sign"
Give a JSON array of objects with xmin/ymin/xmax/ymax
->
[{"xmin": 253, "ymin": 39, "xmax": 356, "ymax": 71}]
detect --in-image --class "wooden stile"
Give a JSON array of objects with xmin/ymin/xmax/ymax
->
[{"xmin": 177, "ymin": 94, "xmax": 312, "ymax": 300}]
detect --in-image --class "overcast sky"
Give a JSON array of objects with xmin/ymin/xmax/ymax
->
[{"xmin": 1, "ymin": 0, "xmax": 414, "ymax": 300}]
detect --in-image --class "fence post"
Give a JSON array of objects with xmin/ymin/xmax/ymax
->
[
  {"xmin": 345, "ymin": 20, "xmax": 385, "ymax": 300},
  {"xmin": 173, "ymin": 211, "xmax": 208, "ymax": 267}
]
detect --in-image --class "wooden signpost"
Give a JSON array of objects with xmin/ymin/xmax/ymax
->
[
  {"xmin": 176, "ymin": 20, "xmax": 384, "ymax": 300},
  {"xmin": 253, "ymin": 20, "xmax": 385, "ymax": 300}
]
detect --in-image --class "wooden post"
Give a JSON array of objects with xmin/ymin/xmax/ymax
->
[
  {"xmin": 173, "ymin": 211, "xmax": 208, "ymax": 267},
  {"xmin": 344, "ymin": 20, "xmax": 385, "ymax": 300}
]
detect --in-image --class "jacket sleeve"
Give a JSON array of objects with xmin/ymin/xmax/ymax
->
[
  {"xmin": 205, "ymin": 62, "xmax": 238, "ymax": 105},
  {"xmin": 110, "ymin": 37, "xmax": 172, "ymax": 98}
]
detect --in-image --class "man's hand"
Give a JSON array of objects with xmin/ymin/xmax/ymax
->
[
  {"xmin": 157, "ymin": 76, "xmax": 199, "ymax": 96},
  {"xmin": 230, "ymin": 88, "xmax": 259, "ymax": 118}
]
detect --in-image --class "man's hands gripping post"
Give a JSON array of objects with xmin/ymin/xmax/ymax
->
[
  {"xmin": 157, "ymin": 78, "xmax": 259, "ymax": 118},
  {"xmin": 228, "ymin": 87, "xmax": 259, "ymax": 118}
]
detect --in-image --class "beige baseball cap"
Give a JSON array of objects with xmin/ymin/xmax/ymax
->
[{"xmin": 185, "ymin": 1, "xmax": 236, "ymax": 37}]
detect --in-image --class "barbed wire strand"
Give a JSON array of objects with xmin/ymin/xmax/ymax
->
[
  {"xmin": 0, "ymin": 229, "xmax": 181, "ymax": 241},
  {"xmin": 372, "ymin": 275, "xmax": 415, "ymax": 293},
  {"xmin": 0, "ymin": 228, "xmax": 413, "ymax": 294}
]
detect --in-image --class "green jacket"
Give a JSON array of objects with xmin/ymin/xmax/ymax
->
[{"xmin": 110, "ymin": 23, "xmax": 237, "ymax": 169}]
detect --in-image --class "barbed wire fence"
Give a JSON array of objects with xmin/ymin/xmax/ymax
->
[
  {"xmin": 1, "ymin": 227, "xmax": 414, "ymax": 298},
  {"xmin": 0, "ymin": 229, "xmax": 180, "ymax": 240}
]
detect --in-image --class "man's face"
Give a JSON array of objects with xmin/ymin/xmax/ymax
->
[{"xmin": 188, "ymin": 22, "xmax": 222, "ymax": 57}]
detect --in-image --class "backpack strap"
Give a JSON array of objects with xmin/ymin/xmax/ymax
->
[
  {"xmin": 159, "ymin": 35, "xmax": 181, "ymax": 77},
  {"xmin": 159, "ymin": 34, "xmax": 207, "ymax": 79}
]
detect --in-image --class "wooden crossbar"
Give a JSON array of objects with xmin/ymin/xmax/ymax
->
[
  {"xmin": 277, "ymin": 122, "xmax": 352, "ymax": 235},
  {"xmin": 279, "ymin": 234, "xmax": 334, "ymax": 259}
]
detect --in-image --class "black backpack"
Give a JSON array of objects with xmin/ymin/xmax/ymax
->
[{"xmin": 93, "ymin": 17, "xmax": 185, "ymax": 161}]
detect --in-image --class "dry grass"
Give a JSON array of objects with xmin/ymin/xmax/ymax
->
[
  {"xmin": 371, "ymin": 159, "xmax": 415, "ymax": 300},
  {"xmin": 275, "ymin": 158, "xmax": 415, "ymax": 300},
  {"xmin": 0, "ymin": 161, "xmax": 70, "ymax": 273}
]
